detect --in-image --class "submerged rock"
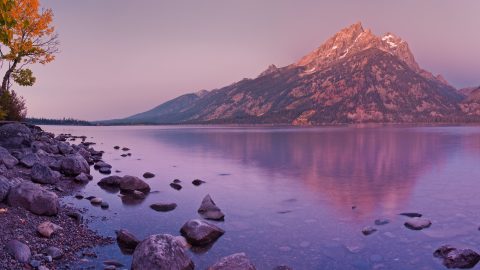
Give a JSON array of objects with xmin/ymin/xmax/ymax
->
[
  {"xmin": 207, "ymin": 252, "xmax": 256, "ymax": 270},
  {"xmin": 150, "ymin": 203, "xmax": 177, "ymax": 212},
  {"xmin": 98, "ymin": 175, "xmax": 150, "ymax": 193},
  {"xmin": 131, "ymin": 234, "xmax": 194, "ymax": 270},
  {"xmin": 399, "ymin": 212, "xmax": 422, "ymax": 218},
  {"xmin": 143, "ymin": 172, "xmax": 155, "ymax": 178},
  {"xmin": 170, "ymin": 182, "xmax": 182, "ymax": 190},
  {"xmin": 374, "ymin": 219, "xmax": 390, "ymax": 226},
  {"xmin": 180, "ymin": 219, "xmax": 225, "ymax": 246},
  {"xmin": 8, "ymin": 182, "xmax": 59, "ymax": 216},
  {"xmin": 116, "ymin": 229, "xmax": 140, "ymax": 252},
  {"xmin": 198, "ymin": 194, "xmax": 225, "ymax": 221},
  {"xmin": 404, "ymin": 217, "xmax": 431, "ymax": 230},
  {"xmin": 434, "ymin": 245, "xmax": 480, "ymax": 269},
  {"xmin": 192, "ymin": 179, "xmax": 206, "ymax": 186},
  {"xmin": 362, "ymin": 226, "xmax": 377, "ymax": 236}
]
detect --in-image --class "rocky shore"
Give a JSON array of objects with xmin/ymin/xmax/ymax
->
[{"xmin": 0, "ymin": 122, "xmax": 113, "ymax": 269}]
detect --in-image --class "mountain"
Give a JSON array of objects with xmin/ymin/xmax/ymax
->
[{"xmin": 109, "ymin": 22, "xmax": 477, "ymax": 125}]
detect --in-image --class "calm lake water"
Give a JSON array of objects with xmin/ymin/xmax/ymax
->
[{"xmin": 41, "ymin": 125, "xmax": 480, "ymax": 270}]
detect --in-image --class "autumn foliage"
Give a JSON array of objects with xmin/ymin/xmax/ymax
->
[{"xmin": 0, "ymin": 0, "xmax": 58, "ymax": 120}]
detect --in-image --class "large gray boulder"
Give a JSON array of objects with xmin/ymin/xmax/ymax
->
[
  {"xmin": 131, "ymin": 234, "xmax": 194, "ymax": 270},
  {"xmin": 60, "ymin": 153, "xmax": 90, "ymax": 176},
  {"xmin": 0, "ymin": 146, "xmax": 18, "ymax": 168},
  {"xmin": 207, "ymin": 253, "xmax": 256, "ymax": 270},
  {"xmin": 180, "ymin": 219, "xmax": 225, "ymax": 246},
  {"xmin": 6, "ymin": 239, "xmax": 31, "ymax": 263},
  {"xmin": 8, "ymin": 182, "xmax": 59, "ymax": 215},
  {"xmin": 198, "ymin": 194, "xmax": 225, "ymax": 221},
  {"xmin": 0, "ymin": 123, "xmax": 32, "ymax": 149},
  {"xmin": 31, "ymin": 163, "xmax": 59, "ymax": 184}
]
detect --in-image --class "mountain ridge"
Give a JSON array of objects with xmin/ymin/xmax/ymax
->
[{"xmin": 105, "ymin": 22, "xmax": 480, "ymax": 125}]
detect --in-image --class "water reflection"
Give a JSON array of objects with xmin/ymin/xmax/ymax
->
[{"xmin": 149, "ymin": 127, "xmax": 457, "ymax": 218}]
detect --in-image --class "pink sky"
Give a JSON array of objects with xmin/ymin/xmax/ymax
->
[{"xmin": 24, "ymin": 0, "xmax": 480, "ymax": 120}]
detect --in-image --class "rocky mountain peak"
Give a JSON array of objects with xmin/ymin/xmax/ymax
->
[{"xmin": 258, "ymin": 64, "xmax": 279, "ymax": 77}]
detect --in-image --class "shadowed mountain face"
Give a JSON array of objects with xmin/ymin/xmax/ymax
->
[{"xmin": 111, "ymin": 22, "xmax": 479, "ymax": 125}]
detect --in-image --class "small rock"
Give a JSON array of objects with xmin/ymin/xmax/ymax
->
[
  {"xmin": 74, "ymin": 194, "xmax": 84, "ymax": 199},
  {"xmin": 150, "ymin": 203, "xmax": 177, "ymax": 212},
  {"xmin": 143, "ymin": 172, "xmax": 155, "ymax": 178},
  {"xmin": 114, "ymin": 146, "xmax": 120, "ymax": 150},
  {"xmin": 170, "ymin": 182, "xmax": 182, "ymax": 190},
  {"xmin": 37, "ymin": 221, "xmax": 63, "ymax": 238},
  {"xmin": 30, "ymin": 259, "xmax": 41, "ymax": 268},
  {"xmin": 399, "ymin": 212, "xmax": 422, "ymax": 218},
  {"xmin": 207, "ymin": 252, "xmax": 256, "ymax": 270},
  {"xmin": 192, "ymin": 179, "xmax": 205, "ymax": 186},
  {"xmin": 75, "ymin": 172, "xmax": 92, "ymax": 183},
  {"xmin": 66, "ymin": 211, "xmax": 83, "ymax": 224},
  {"xmin": 121, "ymin": 147, "xmax": 129, "ymax": 151},
  {"xmin": 404, "ymin": 217, "xmax": 431, "ymax": 230},
  {"xmin": 103, "ymin": 259, "xmax": 124, "ymax": 267},
  {"xmin": 101, "ymin": 202, "xmax": 109, "ymax": 209},
  {"xmin": 99, "ymin": 167, "xmax": 112, "ymax": 174},
  {"xmin": 91, "ymin": 197, "xmax": 103, "ymax": 205},
  {"xmin": 173, "ymin": 179, "xmax": 182, "ymax": 184},
  {"xmin": 180, "ymin": 219, "xmax": 225, "ymax": 246},
  {"xmin": 44, "ymin": 246, "xmax": 63, "ymax": 260},
  {"xmin": 434, "ymin": 245, "xmax": 480, "ymax": 269},
  {"xmin": 116, "ymin": 229, "xmax": 140, "ymax": 251},
  {"xmin": 198, "ymin": 194, "xmax": 225, "ymax": 221},
  {"xmin": 362, "ymin": 226, "xmax": 377, "ymax": 236}
]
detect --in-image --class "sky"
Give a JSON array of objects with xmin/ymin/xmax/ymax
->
[{"xmin": 22, "ymin": 0, "xmax": 480, "ymax": 120}]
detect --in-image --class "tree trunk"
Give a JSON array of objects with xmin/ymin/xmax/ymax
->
[{"xmin": 1, "ymin": 59, "xmax": 18, "ymax": 94}]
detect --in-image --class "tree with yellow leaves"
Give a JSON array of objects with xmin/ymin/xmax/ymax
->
[{"xmin": 0, "ymin": 0, "xmax": 58, "ymax": 120}]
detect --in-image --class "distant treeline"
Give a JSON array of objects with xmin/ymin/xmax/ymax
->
[{"xmin": 26, "ymin": 117, "xmax": 94, "ymax": 126}]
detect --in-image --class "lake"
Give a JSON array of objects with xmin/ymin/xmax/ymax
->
[{"xmin": 41, "ymin": 125, "xmax": 480, "ymax": 270}]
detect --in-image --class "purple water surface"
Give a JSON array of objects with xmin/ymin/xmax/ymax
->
[{"xmin": 42, "ymin": 125, "xmax": 480, "ymax": 270}]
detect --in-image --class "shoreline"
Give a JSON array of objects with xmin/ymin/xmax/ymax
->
[{"xmin": 0, "ymin": 122, "xmax": 114, "ymax": 269}]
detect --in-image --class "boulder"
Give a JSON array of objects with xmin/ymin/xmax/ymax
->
[
  {"xmin": 207, "ymin": 253, "xmax": 256, "ymax": 270},
  {"xmin": 0, "ymin": 123, "xmax": 32, "ymax": 149},
  {"xmin": 150, "ymin": 203, "xmax": 177, "ymax": 212},
  {"xmin": 74, "ymin": 172, "xmax": 92, "ymax": 183},
  {"xmin": 8, "ymin": 182, "xmax": 59, "ymax": 215},
  {"xmin": 60, "ymin": 153, "xmax": 90, "ymax": 176},
  {"xmin": 37, "ymin": 221, "xmax": 63, "ymax": 238},
  {"xmin": 198, "ymin": 194, "xmax": 225, "ymax": 221},
  {"xmin": 31, "ymin": 163, "xmax": 59, "ymax": 184},
  {"xmin": 99, "ymin": 167, "xmax": 111, "ymax": 174},
  {"xmin": 404, "ymin": 217, "xmax": 432, "ymax": 230},
  {"xmin": 131, "ymin": 234, "xmax": 194, "ymax": 270},
  {"xmin": 19, "ymin": 153, "xmax": 40, "ymax": 168},
  {"xmin": 98, "ymin": 175, "xmax": 150, "ymax": 193},
  {"xmin": 94, "ymin": 161, "xmax": 112, "ymax": 169},
  {"xmin": 57, "ymin": 142, "xmax": 73, "ymax": 155},
  {"xmin": 180, "ymin": 219, "xmax": 225, "ymax": 246},
  {"xmin": 0, "ymin": 146, "xmax": 18, "ymax": 168},
  {"xmin": 120, "ymin": 175, "xmax": 150, "ymax": 193},
  {"xmin": 0, "ymin": 175, "xmax": 17, "ymax": 202},
  {"xmin": 6, "ymin": 239, "xmax": 31, "ymax": 263},
  {"xmin": 116, "ymin": 229, "xmax": 141, "ymax": 251},
  {"xmin": 434, "ymin": 245, "xmax": 480, "ymax": 269}
]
